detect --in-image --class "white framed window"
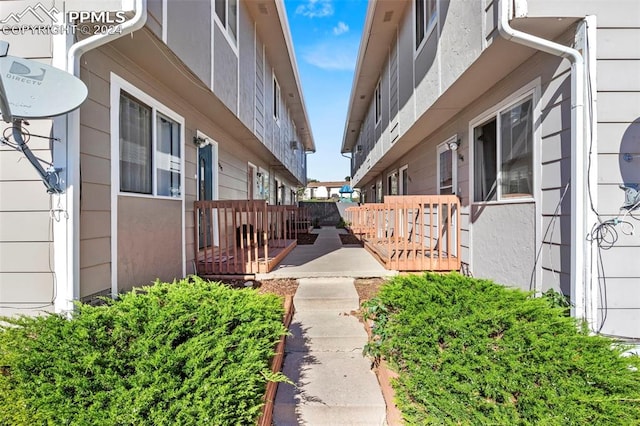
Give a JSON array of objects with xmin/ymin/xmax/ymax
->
[
  {"xmin": 376, "ymin": 178, "xmax": 383, "ymax": 202},
  {"xmin": 437, "ymin": 137, "xmax": 457, "ymax": 195},
  {"xmin": 399, "ymin": 165, "xmax": 409, "ymax": 195},
  {"xmin": 115, "ymin": 77, "xmax": 184, "ymax": 199},
  {"xmin": 415, "ymin": 0, "xmax": 437, "ymax": 51},
  {"xmin": 214, "ymin": 0, "xmax": 237, "ymax": 42},
  {"xmin": 258, "ymin": 167, "xmax": 269, "ymax": 200},
  {"xmin": 472, "ymin": 95, "xmax": 534, "ymax": 202},
  {"xmin": 273, "ymin": 75, "xmax": 280, "ymax": 124},
  {"xmin": 387, "ymin": 170, "xmax": 398, "ymax": 195},
  {"xmin": 374, "ymin": 79, "xmax": 382, "ymax": 126}
]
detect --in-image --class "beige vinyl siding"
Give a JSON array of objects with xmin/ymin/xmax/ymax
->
[
  {"xmin": 0, "ymin": 19, "xmax": 55, "ymax": 313},
  {"xmin": 0, "ymin": 120, "xmax": 55, "ymax": 315},
  {"xmin": 79, "ymin": 61, "xmax": 113, "ymax": 299}
]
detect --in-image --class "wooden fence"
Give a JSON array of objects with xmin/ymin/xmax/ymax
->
[
  {"xmin": 194, "ymin": 200, "xmax": 301, "ymax": 275},
  {"xmin": 345, "ymin": 195, "xmax": 460, "ymax": 271}
]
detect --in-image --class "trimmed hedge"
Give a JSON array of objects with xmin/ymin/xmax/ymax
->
[
  {"xmin": 0, "ymin": 277, "xmax": 288, "ymax": 425},
  {"xmin": 363, "ymin": 273, "xmax": 640, "ymax": 425}
]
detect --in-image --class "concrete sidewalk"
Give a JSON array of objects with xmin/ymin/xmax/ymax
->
[
  {"xmin": 269, "ymin": 227, "xmax": 391, "ymax": 425},
  {"xmin": 273, "ymin": 278, "xmax": 387, "ymax": 425},
  {"xmin": 257, "ymin": 227, "xmax": 396, "ymax": 280}
]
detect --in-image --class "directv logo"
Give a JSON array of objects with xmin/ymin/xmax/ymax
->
[{"xmin": 6, "ymin": 61, "xmax": 45, "ymax": 85}]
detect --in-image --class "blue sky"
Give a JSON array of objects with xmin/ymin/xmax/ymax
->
[{"xmin": 285, "ymin": 0, "xmax": 368, "ymax": 182}]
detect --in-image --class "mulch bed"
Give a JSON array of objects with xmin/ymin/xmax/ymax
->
[
  {"xmin": 213, "ymin": 278, "xmax": 298, "ymax": 298},
  {"xmin": 353, "ymin": 278, "xmax": 387, "ymax": 305},
  {"xmin": 296, "ymin": 232, "xmax": 318, "ymax": 245},
  {"xmin": 339, "ymin": 233, "xmax": 363, "ymax": 245}
]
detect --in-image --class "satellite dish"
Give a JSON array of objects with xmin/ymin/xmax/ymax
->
[{"xmin": 0, "ymin": 55, "xmax": 88, "ymax": 120}]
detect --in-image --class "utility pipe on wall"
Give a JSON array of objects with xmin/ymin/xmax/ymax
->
[
  {"xmin": 497, "ymin": 0, "xmax": 590, "ymax": 328},
  {"xmin": 53, "ymin": 0, "xmax": 147, "ymax": 312}
]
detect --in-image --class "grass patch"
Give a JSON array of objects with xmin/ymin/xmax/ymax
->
[
  {"xmin": 363, "ymin": 273, "xmax": 640, "ymax": 425},
  {"xmin": 0, "ymin": 277, "xmax": 288, "ymax": 425}
]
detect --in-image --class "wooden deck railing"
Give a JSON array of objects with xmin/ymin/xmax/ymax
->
[
  {"xmin": 194, "ymin": 200, "xmax": 300, "ymax": 276},
  {"xmin": 345, "ymin": 195, "xmax": 460, "ymax": 272}
]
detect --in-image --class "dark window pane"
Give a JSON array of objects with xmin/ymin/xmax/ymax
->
[
  {"xmin": 474, "ymin": 119, "xmax": 497, "ymax": 202},
  {"xmin": 119, "ymin": 92, "xmax": 152, "ymax": 194}
]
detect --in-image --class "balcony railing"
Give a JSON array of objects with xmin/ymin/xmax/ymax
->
[
  {"xmin": 345, "ymin": 195, "xmax": 460, "ymax": 272},
  {"xmin": 194, "ymin": 200, "xmax": 307, "ymax": 276}
]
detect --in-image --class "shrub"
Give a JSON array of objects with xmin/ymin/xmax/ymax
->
[
  {"xmin": 363, "ymin": 273, "xmax": 640, "ymax": 425},
  {"xmin": 0, "ymin": 277, "xmax": 288, "ymax": 425}
]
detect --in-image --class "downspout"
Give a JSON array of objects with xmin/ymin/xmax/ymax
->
[
  {"xmin": 55, "ymin": 0, "xmax": 147, "ymax": 312},
  {"xmin": 497, "ymin": 0, "xmax": 590, "ymax": 327}
]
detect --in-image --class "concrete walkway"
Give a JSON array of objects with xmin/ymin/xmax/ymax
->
[
  {"xmin": 273, "ymin": 278, "xmax": 387, "ymax": 425},
  {"xmin": 269, "ymin": 227, "xmax": 391, "ymax": 425},
  {"xmin": 257, "ymin": 227, "xmax": 396, "ymax": 280}
]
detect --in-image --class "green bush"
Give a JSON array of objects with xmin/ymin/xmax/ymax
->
[
  {"xmin": 363, "ymin": 273, "xmax": 640, "ymax": 425},
  {"xmin": 0, "ymin": 277, "xmax": 288, "ymax": 425}
]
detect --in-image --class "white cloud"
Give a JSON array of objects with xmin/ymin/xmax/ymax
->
[
  {"xmin": 303, "ymin": 39, "xmax": 358, "ymax": 71},
  {"xmin": 332, "ymin": 21, "xmax": 349, "ymax": 35},
  {"xmin": 296, "ymin": 0, "xmax": 334, "ymax": 18}
]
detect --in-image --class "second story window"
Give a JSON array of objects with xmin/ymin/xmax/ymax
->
[
  {"xmin": 273, "ymin": 76, "xmax": 280, "ymax": 123},
  {"xmin": 215, "ymin": 0, "xmax": 237, "ymax": 41},
  {"xmin": 415, "ymin": 0, "xmax": 437, "ymax": 50}
]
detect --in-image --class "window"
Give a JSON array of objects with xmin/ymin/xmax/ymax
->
[
  {"xmin": 120, "ymin": 93, "xmax": 152, "ymax": 194},
  {"xmin": 156, "ymin": 114, "xmax": 181, "ymax": 197},
  {"xmin": 273, "ymin": 76, "xmax": 280, "ymax": 122},
  {"xmin": 119, "ymin": 91, "xmax": 182, "ymax": 197},
  {"xmin": 415, "ymin": 0, "xmax": 437, "ymax": 50},
  {"xmin": 374, "ymin": 80, "xmax": 382, "ymax": 125},
  {"xmin": 473, "ymin": 97, "xmax": 533, "ymax": 202},
  {"xmin": 399, "ymin": 165, "xmax": 409, "ymax": 195},
  {"xmin": 387, "ymin": 171, "xmax": 398, "ymax": 195},
  {"xmin": 215, "ymin": 0, "xmax": 237, "ymax": 41}
]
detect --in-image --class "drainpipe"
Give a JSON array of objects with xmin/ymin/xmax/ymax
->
[
  {"xmin": 53, "ymin": 0, "xmax": 147, "ymax": 312},
  {"xmin": 497, "ymin": 0, "xmax": 590, "ymax": 328}
]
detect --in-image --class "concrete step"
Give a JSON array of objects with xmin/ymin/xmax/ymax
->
[{"xmin": 287, "ymin": 310, "xmax": 368, "ymax": 352}]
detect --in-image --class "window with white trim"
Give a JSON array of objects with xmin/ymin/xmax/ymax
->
[
  {"xmin": 273, "ymin": 76, "xmax": 280, "ymax": 123},
  {"xmin": 374, "ymin": 80, "xmax": 382, "ymax": 125},
  {"xmin": 415, "ymin": 0, "xmax": 437, "ymax": 50},
  {"xmin": 473, "ymin": 96, "xmax": 533, "ymax": 202},
  {"xmin": 215, "ymin": 0, "xmax": 237, "ymax": 41},
  {"xmin": 119, "ymin": 91, "xmax": 182, "ymax": 197}
]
